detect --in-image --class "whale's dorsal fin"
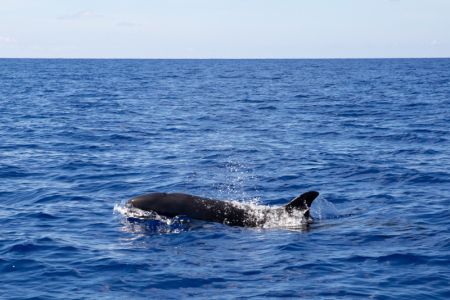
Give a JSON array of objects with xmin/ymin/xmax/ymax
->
[{"xmin": 284, "ymin": 191, "xmax": 319, "ymax": 219}]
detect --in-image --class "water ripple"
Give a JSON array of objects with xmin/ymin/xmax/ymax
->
[{"xmin": 0, "ymin": 58, "xmax": 449, "ymax": 299}]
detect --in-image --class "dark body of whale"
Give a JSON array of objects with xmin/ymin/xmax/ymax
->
[{"xmin": 128, "ymin": 191, "xmax": 319, "ymax": 227}]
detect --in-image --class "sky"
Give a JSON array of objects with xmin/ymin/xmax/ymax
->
[{"xmin": 0, "ymin": 0, "xmax": 449, "ymax": 58}]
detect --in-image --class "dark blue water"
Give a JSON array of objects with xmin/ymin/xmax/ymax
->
[{"xmin": 1, "ymin": 59, "xmax": 449, "ymax": 299}]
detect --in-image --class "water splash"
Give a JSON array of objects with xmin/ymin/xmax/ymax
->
[
  {"xmin": 311, "ymin": 197, "xmax": 340, "ymax": 220},
  {"xmin": 213, "ymin": 160, "xmax": 260, "ymax": 203},
  {"xmin": 113, "ymin": 203, "xmax": 191, "ymax": 234},
  {"xmin": 229, "ymin": 201, "xmax": 311, "ymax": 229}
]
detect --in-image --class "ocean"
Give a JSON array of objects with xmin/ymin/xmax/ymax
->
[{"xmin": 1, "ymin": 58, "xmax": 449, "ymax": 299}]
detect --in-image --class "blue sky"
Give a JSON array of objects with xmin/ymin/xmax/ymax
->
[{"xmin": 0, "ymin": 0, "xmax": 449, "ymax": 58}]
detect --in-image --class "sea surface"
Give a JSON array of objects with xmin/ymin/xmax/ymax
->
[{"xmin": 1, "ymin": 58, "xmax": 449, "ymax": 299}]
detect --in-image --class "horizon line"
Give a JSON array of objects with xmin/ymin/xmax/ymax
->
[{"xmin": 0, "ymin": 56, "xmax": 449, "ymax": 60}]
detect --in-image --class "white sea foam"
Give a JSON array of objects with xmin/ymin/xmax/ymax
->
[
  {"xmin": 114, "ymin": 203, "xmax": 191, "ymax": 234},
  {"xmin": 114, "ymin": 202, "xmax": 170, "ymax": 223}
]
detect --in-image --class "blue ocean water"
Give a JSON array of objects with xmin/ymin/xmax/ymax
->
[{"xmin": 1, "ymin": 58, "xmax": 449, "ymax": 299}]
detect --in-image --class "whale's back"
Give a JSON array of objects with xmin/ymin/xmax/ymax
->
[
  {"xmin": 129, "ymin": 193, "xmax": 251, "ymax": 226},
  {"xmin": 129, "ymin": 191, "xmax": 319, "ymax": 227}
]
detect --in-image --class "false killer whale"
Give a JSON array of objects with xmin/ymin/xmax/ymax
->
[{"xmin": 127, "ymin": 191, "xmax": 319, "ymax": 227}]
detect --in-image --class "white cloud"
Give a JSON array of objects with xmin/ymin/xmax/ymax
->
[
  {"xmin": 58, "ymin": 10, "xmax": 101, "ymax": 20},
  {"xmin": 431, "ymin": 40, "xmax": 442, "ymax": 47},
  {"xmin": 116, "ymin": 21, "xmax": 141, "ymax": 28},
  {"xmin": 0, "ymin": 36, "xmax": 17, "ymax": 44}
]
